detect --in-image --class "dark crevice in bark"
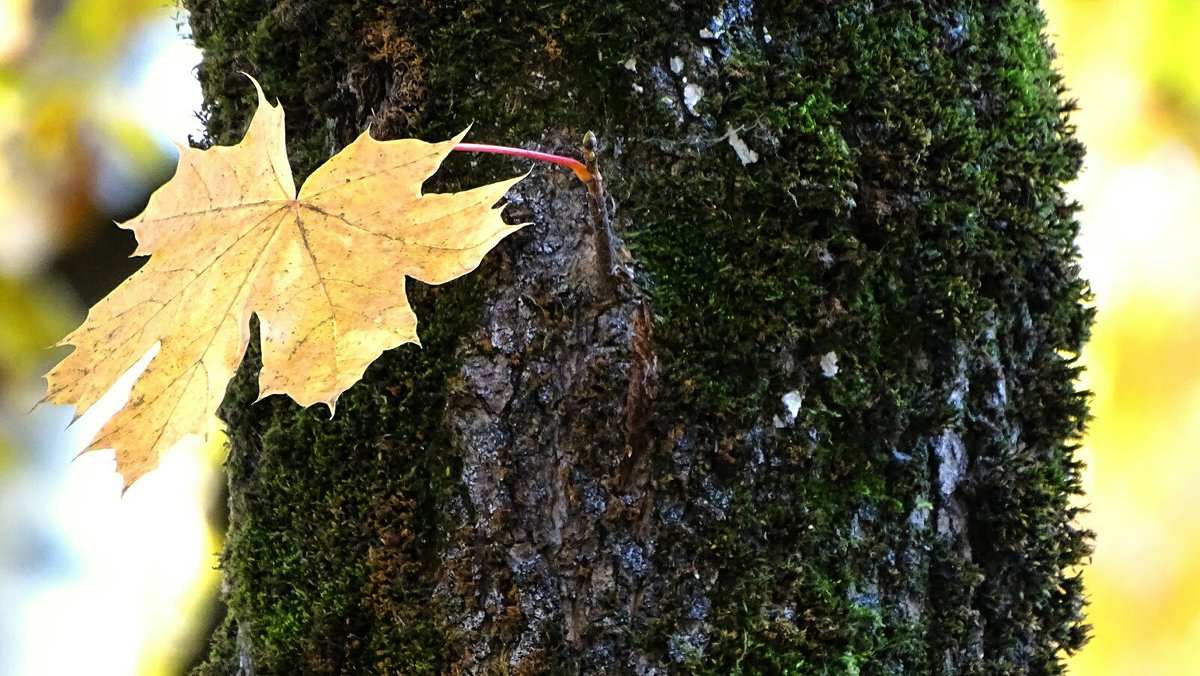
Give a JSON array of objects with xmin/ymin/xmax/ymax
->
[{"xmin": 439, "ymin": 154, "xmax": 664, "ymax": 672}]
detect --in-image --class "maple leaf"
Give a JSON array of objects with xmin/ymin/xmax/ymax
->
[{"xmin": 45, "ymin": 77, "xmax": 525, "ymax": 487}]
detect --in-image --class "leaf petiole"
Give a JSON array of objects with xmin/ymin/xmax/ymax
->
[
  {"xmin": 453, "ymin": 137, "xmax": 608, "ymax": 232},
  {"xmin": 456, "ymin": 135, "xmax": 621, "ymax": 291},
  {"xmin": 453, "ymin": 143, "xmax": 593, "ymax": 183}
]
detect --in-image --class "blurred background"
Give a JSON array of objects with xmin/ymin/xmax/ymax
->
[
  {"xmin": 0, "ymin": 1, "xmax": 220, "ymax": 674},
  {"xmin": 0, "ymin": 0, "xmax": 1196, "ymax": 674},
  {"xmin": 1042, "ymin": 1, "xmax": 1200, "ymax": 672}
]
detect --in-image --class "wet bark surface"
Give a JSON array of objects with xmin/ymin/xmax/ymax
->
[{"xmin": 437, "ymin": 158, "xmax": 668, "ymax": 671}]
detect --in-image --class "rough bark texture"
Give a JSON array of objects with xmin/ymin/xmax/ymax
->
[{"xmin": 185, "ymin": 1, "xmax": 1091, "ymax": 674}]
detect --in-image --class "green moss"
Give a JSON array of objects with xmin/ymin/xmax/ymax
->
[
  {"xmin": 194, "ymin": 276, "xmax": 488, "ymax": 674},
  {"xmin": 187, "ymin": 0, "xmax": 1090, "ymax": 672},
  {"xmin": 620, "ymin": 2, "xmax": 1087, "ymax": 671}
]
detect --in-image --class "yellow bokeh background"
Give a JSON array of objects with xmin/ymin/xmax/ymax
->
[
  {"xmin": 1043, "ymin": 1, "xmax": 1200, "ymax": 674},
  {"xmin": 1, "ymin": 0, "xmax": 1197, "ymax": 673},
  {"xmin": 1, "ymin": 1, "xmax": 219, "ymax": 674}
]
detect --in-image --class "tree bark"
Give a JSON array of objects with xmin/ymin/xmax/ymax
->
[{"xmin": 185, "ymin": 1, "xmax": 1091, "ymax": 673}]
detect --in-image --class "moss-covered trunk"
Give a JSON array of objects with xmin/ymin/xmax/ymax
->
[{"xmin": 186, "ymin": 1, "xmax": 1091, "ymax": 673}]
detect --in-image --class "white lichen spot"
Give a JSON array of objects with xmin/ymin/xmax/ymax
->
[
  {"xmin": 947, "ymin": 370, "xmax": 968, "ymax": 410},
  {"xmin": 623, "ymin": 57, "xmax": 638, "ymax": 72},
  {"xmin": 820, "ymin": 351, "xmax": 839, "ymax": 378},
  {"xmin": 683, "ymin": 83, "xmax": 703, "ymax": 114},
  {"xmin": 699, "ymin": 28, "xmax": 715, "ymax": 39},
  {"xmin": 774, "ymin": 390, "xmax": 804, "ymax": 428},
  {"xmin": 670, "ymin": 56, "xmax": 684, "ymax": 74},
  {"xmin": 935, "ymin": 429, "xmax": 967, "ymax": 498},
  {"xmin": 763, "ymin": 28, "xmax": 772, "ymax": 44},
  {"xmin": 783, "ymin": 390, "xmax": 803, "ymax": 418},
  {"xmin": 726, "ymin": 127, "xmax": 759, "ymax": 165},
  {"xmin": 632, "ymin": 83, "xmax": 644, "ymax": 94}
]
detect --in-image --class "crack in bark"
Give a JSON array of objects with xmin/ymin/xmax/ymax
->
[{"xmin": 441, "ymin": 153, "xmax": 663, "ymax": 673}]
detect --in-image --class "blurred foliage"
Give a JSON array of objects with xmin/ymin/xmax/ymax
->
[
  {"xmin": 0, "ymin": 275, "xmax": 74, "ymax": 470},
  {"xmin": 1, "ymin": 2, "xmax": 221, "ymax": 675},
  {"xmin": 0, "ymin": 0, "xmax": 170, "ymax": 444},
  {"xmin": 1, "ymin": 0, "xmax": 171, "ymax": 398},
  {"xmin": 1044, "ymin": 0, "xmax": 1200, "ymax": 151},
  {"xmin": 0, "ymin": 0, "xmax": 165, "ymax": 274},
  {"xmin": 0, "ymin": 276, "xmax": 73, "ymax": 389},
  {"xmin": 1044, "ymin": 1, "xmax": 1200, "ymax": 674}
]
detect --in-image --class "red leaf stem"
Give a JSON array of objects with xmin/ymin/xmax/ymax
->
[{"xmin": 453, "ymin": 142, "xmax": 592, "ymax": 183}]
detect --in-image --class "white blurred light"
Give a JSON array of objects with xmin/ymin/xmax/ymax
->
[
  {"xmin": 123, "ymin": 14, "xmax": 205, "ymax": 149},
  {"xmin": 0, "ymin": 0, "xmax": 32, "ymax": 62},
  {"xmin": 1074, "ymin": 143, "xmax": 1200, "ymax": 307}
]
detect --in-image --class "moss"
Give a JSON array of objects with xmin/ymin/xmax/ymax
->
[
  {"xmin": 187, "ymin": 0, "xmax": 1090, "ymax": 673},
  {"xmin": 194, "ymin": 279, "xmax": 487, "ymax": 674}
]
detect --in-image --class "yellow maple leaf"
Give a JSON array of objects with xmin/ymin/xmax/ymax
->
[{"xmin": 45, "ymin": 77, "xmax": 525, "ymax": 487}]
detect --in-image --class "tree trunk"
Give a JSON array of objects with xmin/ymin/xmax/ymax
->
[{"xmin": 185, "ymin": 1, "xmax": 1091, "ymax": 673}]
